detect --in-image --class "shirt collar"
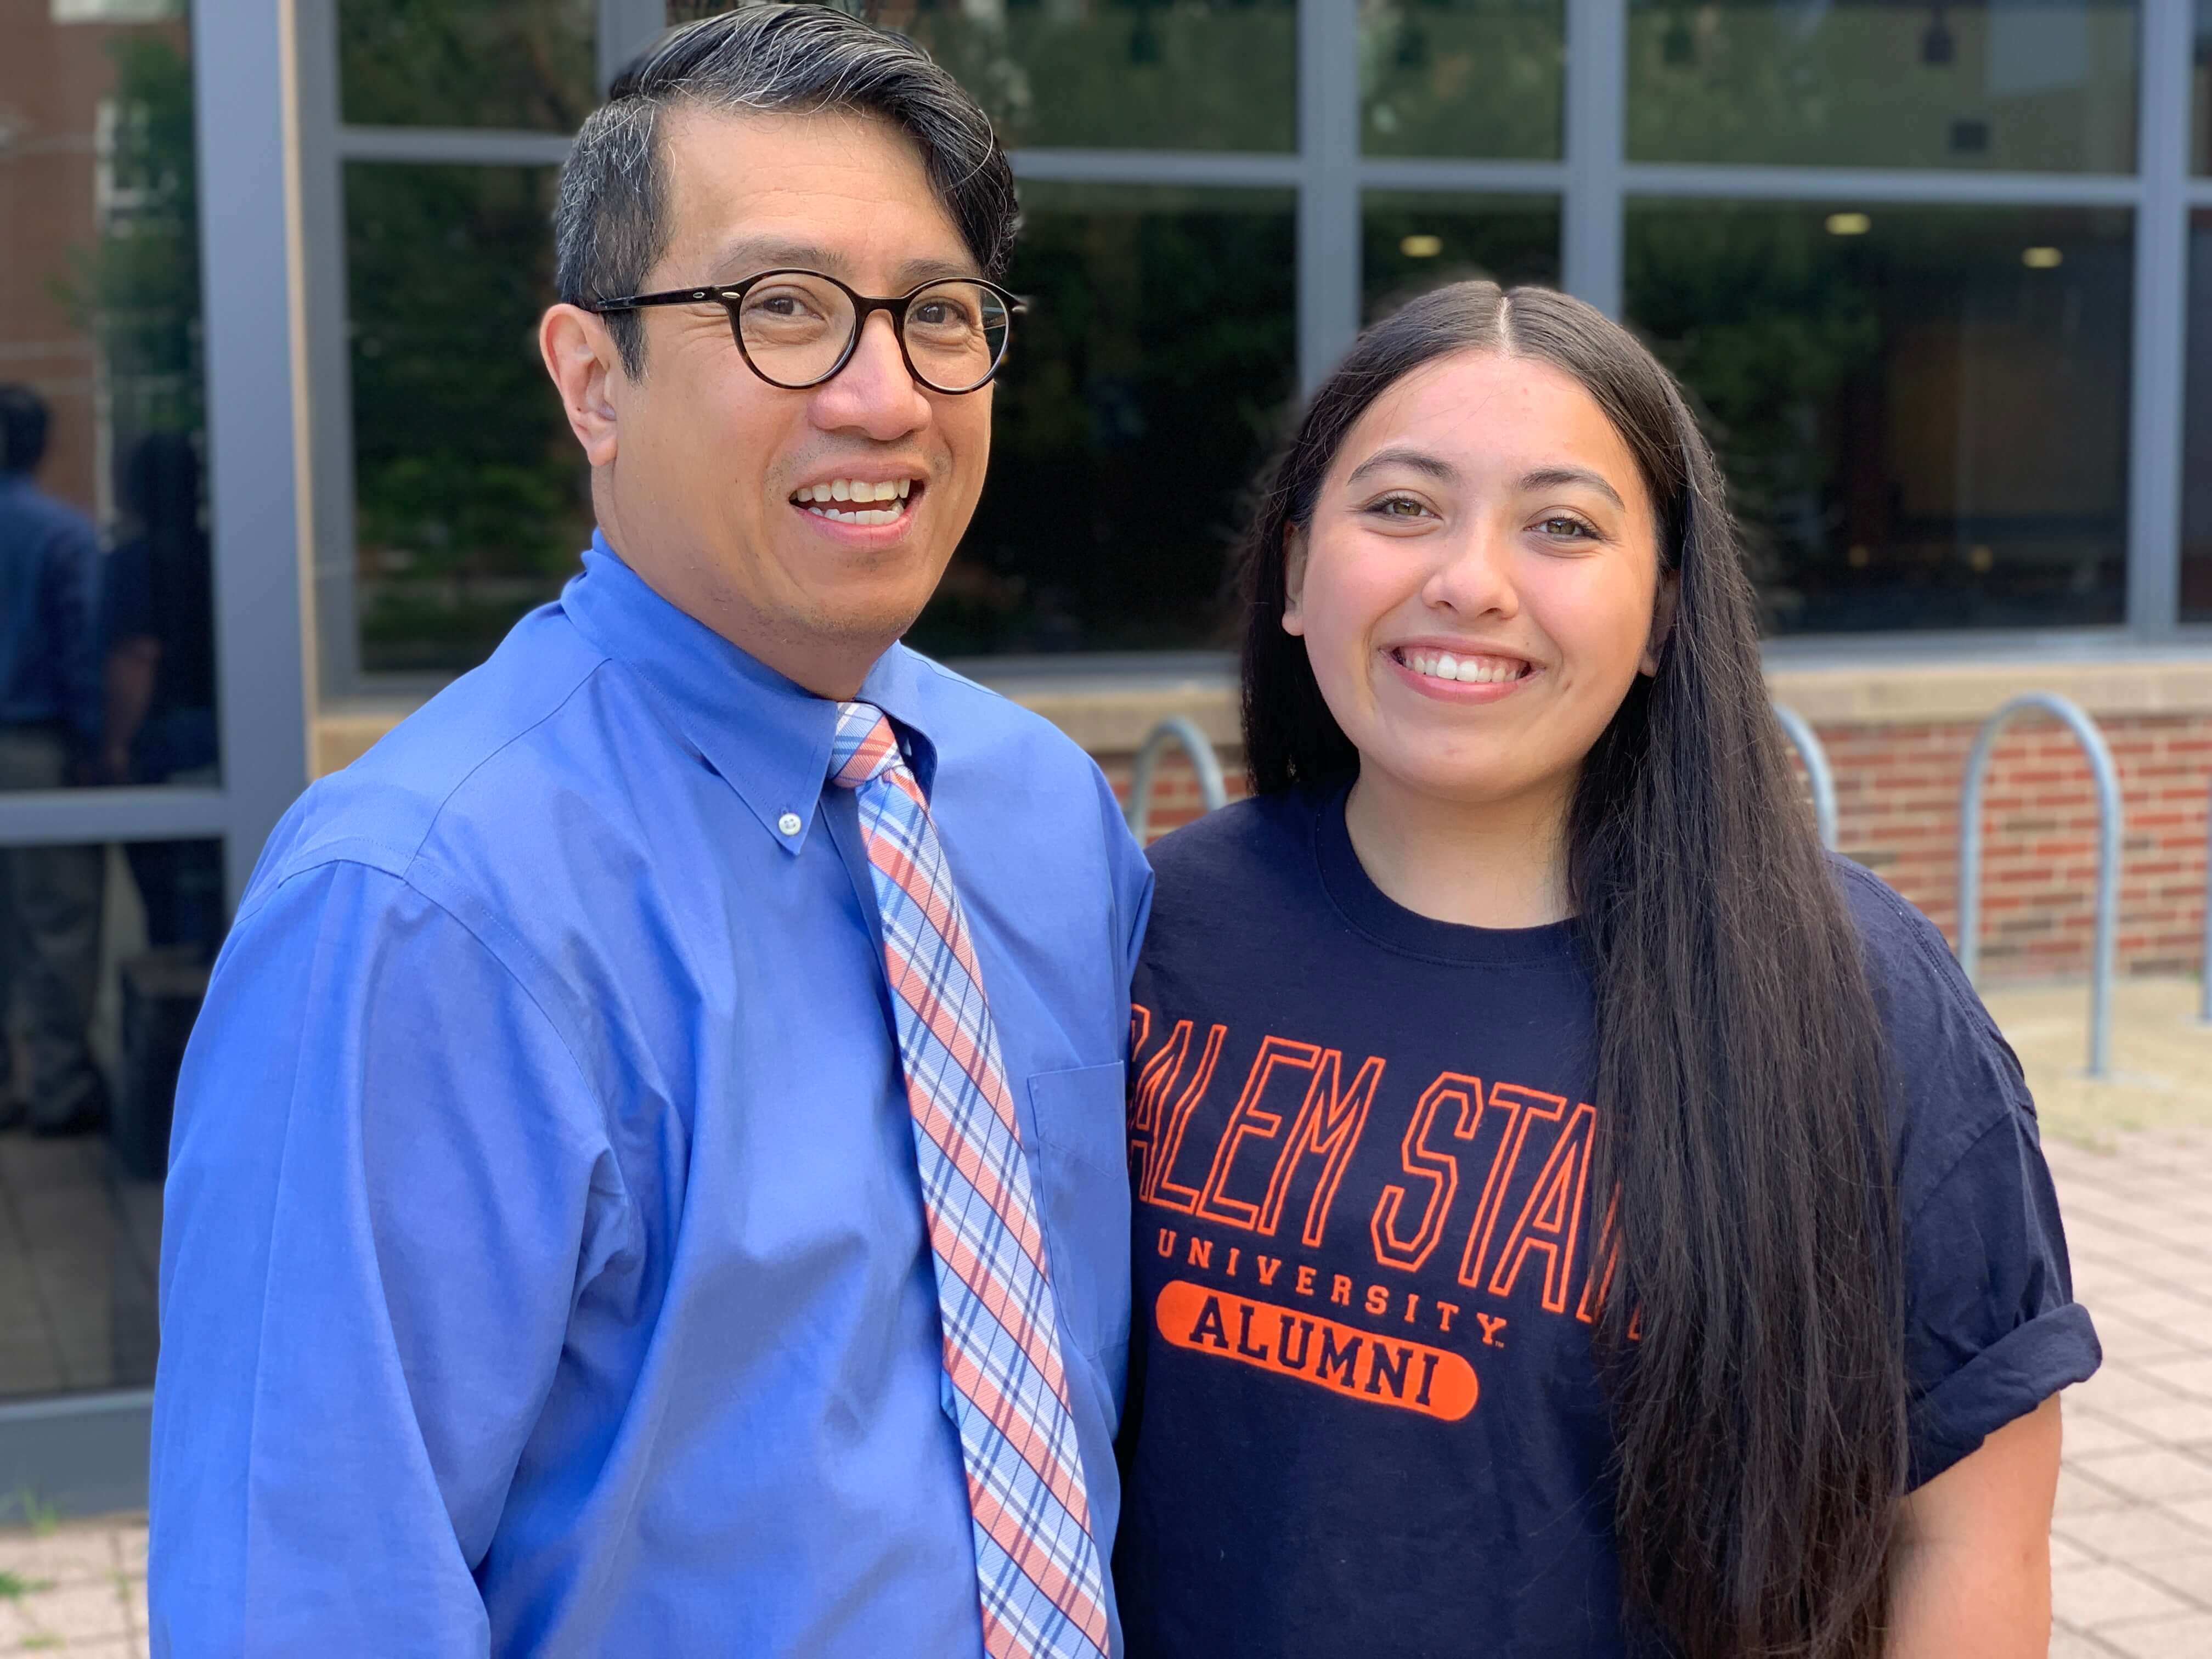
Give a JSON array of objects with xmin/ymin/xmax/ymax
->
[{"xmin": 560, "ymin": 531, "xmax": 940, "ymax": 854}]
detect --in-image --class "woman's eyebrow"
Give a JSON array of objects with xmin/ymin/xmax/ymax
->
[
  {"xmin": 1344, "ymin": 446, "xmax": 1457, "ymax": 487},
  {"xmin": 1521, "ymin": 466, "xmax": 1626, "ymax": 510}
]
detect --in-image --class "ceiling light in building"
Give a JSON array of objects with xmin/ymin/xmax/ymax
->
[
  {"xmin": 2023, "ymin": 246, "xmax": 2063, "ymax": 269},
  {"xmin": 1825, "ymin": 212, "xmax": 1872, "ymax": 237},
  {"xmin": 1400, "ymin": 234, "xmax": 1444, "ymax": 259},
  {"xmin": 1969, "ymin": 545, "xmax": 1995, "ymax": 572},
  {"xmin": 1847, "ymin": 545, "xmax": 1871, "ymax": 569}
]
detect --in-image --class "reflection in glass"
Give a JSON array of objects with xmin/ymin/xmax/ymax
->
[
  {"xmin": 665, "ymin": 0, "xmax": 1297, "ymax": 151},
  {"xmin": 0, "ymin": 839, "xmax": 218, "ymax": 1399},
  {"xmin": 2, "ymin": 3, "xmax": 217, "ymax": 793},
  {"xmin": 2180, "ymin": 213, "xmax": 2212, "ymax": 619},
  {"xmin": 1626, "ymin": 202, "xmax": 2133, "ymax": 633},
  {"xmin": 1628, "ymin": 0, "xmax": 2138, "ymax": 172},
  {"xmin": 1359, "ymin": 0, "xmax": 1565, "ymax": 160},
  {"xmin": 907, "ymin": 185, "xmax": 1296, "ymax": 657},
  {"xmin": 339, "ymin": 0, "xmax": 596, "ymax": 131},
  {"xmin": 2197, "ymin": 2, "xmax": 2212, "ymax": 172},
  {"xmin": 347, "ymin": 163, "xmax": 590, "ymax": 675},
  {"xmin": 1363, "ymin": 194, "xmax": 1562, "ymax": 318}
]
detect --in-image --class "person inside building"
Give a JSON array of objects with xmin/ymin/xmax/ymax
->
[
  {"xmin": 1114, "ymin": 280, "xmax": 2100, "ymax": 1659},
  {"xmin": 101, "ymin": 431, "xmax": 223, "ymax": 959},
  {"xmin": 0, "ymin": 382, "xmax": 109, "ymax": 1137},
  {"xmin": 151, "ymin": 8, "xmax": 1145, "ymax": 1655}
]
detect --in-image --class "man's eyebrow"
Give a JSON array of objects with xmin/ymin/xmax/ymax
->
[
  {"xmin": 1520, "ymin": 466, "xmax": 1626, "ymax": 511},
  {"xmin": 703, "ymin": 237, "xmax": 841, "ymax": 282},
  {"xmin": 893, "ymin": 255, "xmax": 983, "ymax": 289},
  {"xmin": 700, "ymin": 239, "xmax": 980, "ymax": 291},
  {"xmin": 1343, "ymin": 446, "xmax": 1457, "ymax": 487}
]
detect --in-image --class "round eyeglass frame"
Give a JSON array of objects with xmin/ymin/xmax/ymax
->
[{"xmin": 584, "ymin": 268, "xmax": 1025, "ymax": 395}]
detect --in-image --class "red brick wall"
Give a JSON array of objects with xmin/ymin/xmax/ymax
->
[{"xmin": 1098, "ymin": 711, "xmax": 2212, "ymax": 984}]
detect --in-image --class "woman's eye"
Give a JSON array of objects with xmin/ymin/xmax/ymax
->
[
  {"xmin": 1535, "ymin": 514, "xmax": 1596, "ymax": 540},
  {"xmin": 1368, "ymin": 495, "xmax": 1431, "ymax": 520}
]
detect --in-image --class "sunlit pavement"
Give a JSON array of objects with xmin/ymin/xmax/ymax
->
[
  {"xmin": 0, "ymin": 980, "xmax": 2203, "ymax": 1656},
  {"xmin": 0, "ymin": 1516, "xmax": 146, "ymax": 1655}
]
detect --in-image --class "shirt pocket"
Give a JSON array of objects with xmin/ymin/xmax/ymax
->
[{"xmin": 1023, "ymin": 1062, "xmax": 1132, "ymax": 1409}]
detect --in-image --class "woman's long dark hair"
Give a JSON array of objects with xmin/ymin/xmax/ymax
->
[{"xmin": 1240, "ymin": 281, "xmax": 1905, "ymax": 1658}]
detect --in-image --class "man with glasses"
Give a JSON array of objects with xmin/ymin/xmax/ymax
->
[{"xmin": 151, "ymin": 9, "xmax": 1147, "ymax": 1655}]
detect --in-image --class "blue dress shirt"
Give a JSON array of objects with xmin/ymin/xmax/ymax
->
[
  {"xmin": 150, "ymin": 537, "xmax": 1152, "ymax": 1656},
  {"xmin": 0, "ymin": 472, "xmax": 102, "ymax": 757}
]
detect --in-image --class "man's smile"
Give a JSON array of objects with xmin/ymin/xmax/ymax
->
[{"xmin": 789, "ymin": 475, "xmax": 923, "ymax": 526}]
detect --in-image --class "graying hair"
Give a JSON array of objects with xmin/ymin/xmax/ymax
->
[{"xmin": 554, "ymin": 2, "xmax": 1019, "ymax": 379}]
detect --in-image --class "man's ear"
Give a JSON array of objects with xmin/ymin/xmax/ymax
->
[
  {"xmin": 1639, "ymin": 566, "xmax": 1680, "ymax": 677},
  {"xmin": 1281, "ymin": 523, "xmax": 1309, "ymax": 637},
  {"xmin": 540, "ymin": 304, "xmax": 626, "ymax": 468}
]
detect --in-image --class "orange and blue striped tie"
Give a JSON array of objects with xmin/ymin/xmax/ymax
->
[{"xmin": 828, "ymin": 701, "xmax": 1110, "ymax": 1659}]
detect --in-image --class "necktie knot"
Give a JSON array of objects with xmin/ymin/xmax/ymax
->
[{"xmin": 828, "ymin": 701, "xmax": 902, "ymax": 791}]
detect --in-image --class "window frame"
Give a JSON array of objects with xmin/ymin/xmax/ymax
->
[{"xmin": 301, "ymin": 0, "xmax": 2209, "ymax": 705}]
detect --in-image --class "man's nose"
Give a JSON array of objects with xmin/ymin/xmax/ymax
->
[{"xmin": 810, "ymin": 309, "xmax": 933, "ymax": 441}]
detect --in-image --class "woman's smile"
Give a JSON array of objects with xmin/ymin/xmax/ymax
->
[{"xmin": 1382, "ymin": 641, "xmax": 1541, "ymax": 703}]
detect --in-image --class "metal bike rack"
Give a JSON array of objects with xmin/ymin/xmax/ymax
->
[
  {"xmin": 1957, "ymin": 693, "xmax": 2123, "ymax": 1078},
  {"xmin": 1125, "ymin": 716, "xmax": 1228, "ymax": 842},
  {"xmin": 1772, "ymin": 703, "xmax": 1839, "ymax": 852}
]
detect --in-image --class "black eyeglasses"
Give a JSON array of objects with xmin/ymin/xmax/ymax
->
[{"xmin": 586, "ymin": 268, "xmax": 1024, "ymax": 395}]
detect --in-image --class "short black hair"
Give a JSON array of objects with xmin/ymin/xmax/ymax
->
[
  {"xmin": 0, "ymin": 383, "xmax": 50, "ymax": 475},
  {"xmin": 554, "ymin": 2, "xmax": 1018, "ymax": 379}
]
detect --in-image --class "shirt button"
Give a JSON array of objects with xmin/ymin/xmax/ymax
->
[{"xmin": 777, "ymin": 811, "xmax": 803, "ymax": 837}]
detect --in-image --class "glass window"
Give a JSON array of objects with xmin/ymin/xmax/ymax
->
[
  {"xmin": 907, "ymin": 184, "xmax": 1296, "ymax": 658},
  {"xmin": 2181, "ymin": 212, "xmax": 2212, "ymax": 619},
  {"xmin": 346, "ymin": 163, "xmax": 590, "ymax": 675},
  {"xmin": 1359, "ymin": 0, "xmax": 1565, "ymax": 160},
  {"xmin": 3, "ymin": 2, "xmax": 219, "ymax": 793},
  {"xmin": 2197, "ymin": 1, "xmax": 2212, "ymax": 172},
  {"xmin": 1626, "ymin": 201, "xmax": 2134, "ymax": 634},
  {"xmin": 1628, "ymin": 0, "xmax": 2139, "ymax": 173},
  {"xmin": 0, "ymin": 837, "xmax": 222, "ymax": 1400},
  {"xmin": 1363, "ymin": 193, "xmax": 1562, "ymax": 317},
  {"xmin": 669, "ymin": 0, "xmax": 1299, "ymax": 151},
  {"xmin": 338, "ymin": 0, "xmax": 596, "ymax": 131}
]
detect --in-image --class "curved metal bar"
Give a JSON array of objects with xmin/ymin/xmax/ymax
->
[
  {"xmin": 1771, "ymin": 703, "xmax": 1839, "ymax": 853},
  {"xmin": 1957, "ymin": 693, "xmax": 2124, "ymax": 1078},
  {"xmin": 1125, "ymin": 716, "xmax": 1229, "ymax": 843}
]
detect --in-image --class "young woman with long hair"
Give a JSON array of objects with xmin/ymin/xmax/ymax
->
[{"xmin": 1113, "ymin": 280, "xmax": 2097, "ymax": 1658}]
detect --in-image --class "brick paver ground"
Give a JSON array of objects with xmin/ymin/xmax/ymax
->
[
  {"xmin": 0, "ymin": 980, "xmax": 2204, "ymax": 1655},
  {"xmin": 2040, "ymin": 1128, "xmax": 2212, "ymax": 1657}
]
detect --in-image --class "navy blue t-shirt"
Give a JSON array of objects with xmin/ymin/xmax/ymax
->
[{"xmin": 1114, "ymin": 787, "xmax": 2100, "ymax": 1659}]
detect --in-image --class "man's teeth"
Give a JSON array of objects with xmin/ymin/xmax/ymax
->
[
  {"xmin": 793, "ymin": 478, "xmax": 916, "ymax": 524},
  {"xmin": 1399, "ymin": 650, "xmax": 1527, "ymax": 685}
]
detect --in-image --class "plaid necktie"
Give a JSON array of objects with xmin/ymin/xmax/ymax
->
[{"xmin": 827, "ymin": 701, "xmax": 1110, "ymax": 1659}]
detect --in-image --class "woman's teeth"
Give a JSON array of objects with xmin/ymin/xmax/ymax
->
[
  {"xmin": 794, "ymin": 478, "xmax": 915, "ymax": 524},
  {"xmin": 1397, "ymin": 649, "xmax": 1528, "ymax": 685}
]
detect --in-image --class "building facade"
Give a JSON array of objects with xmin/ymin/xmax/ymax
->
[{"xmin": 2, "ymin": 0, "xmax": 2209, "ymax": 1509}]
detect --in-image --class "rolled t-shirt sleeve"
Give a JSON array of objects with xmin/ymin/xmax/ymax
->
[
  {"xmin": 1903, "ymin": 1104, "xmax": 2100, "ymax": 1487},
  {"xmin": 1842, "ymin": 862, "xmax": 2103, "ymax": 1490}
]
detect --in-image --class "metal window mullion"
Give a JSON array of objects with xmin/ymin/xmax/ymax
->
[
  {"xmin": 1296, "ymin": 0, "xmax": 1361, "ymax": 391},
  {"xmin": 0, "ymin": 790, "xmax": 232, "ymax": 851},
  {"xmin": 2128, "ymin": 0, "xmax": 2192, "ymax": 636},
  {"xmin": 1356, "ymin": 157, "xmax": 1569, "ymax": 195},
  {"xmin": 600, "ymin": 0, "xmax": 666, "ymax": 97},
  {"xmin": 1011, "ymin": 150, "xmax": 1303, "ymax": 189},
  {"xmin": 1622, "ymin": 162, "xmax": 2142, "ymax": 208},
  {"xmin": 299, "ymin": 0, "xmax": 362, "ymax": 703},
  {"xmin": 194, "ymin": 0, "xmax": 313, "ymax": 904},
  {"xmin": 337, "ymin": 126, "xmax": 577, "ymax": 166},
  {"xmin": 1564, "ymin": 0, "xmax": 1627, "ymax": 317}
]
